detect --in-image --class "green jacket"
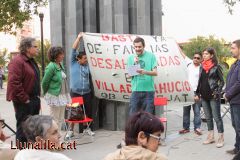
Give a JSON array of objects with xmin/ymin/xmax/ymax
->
[{"xmin": 42, "ymin": 62, "xmax": 65, "ymax": 96}]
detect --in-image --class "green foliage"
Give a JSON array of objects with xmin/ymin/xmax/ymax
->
[
  {"xmin": 0, "ymin": 48, "xmax": 8, "ymax": 66},
  {"xmin": 35, "ymin": 39, "xmax": 51, "ymax": 69},
  {"xmin": 181, "ymin": 36, "xmax": 229, "ymax": 59},
  {"xmin": 181, "ymin": 36, "xmax": 230, "ymax": 80},
  {"xmin": 0, "ymin": 0, "xmax": 48, "ymax": 34}
]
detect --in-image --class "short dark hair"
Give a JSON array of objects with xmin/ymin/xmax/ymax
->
[
  {"xmin": 22, "ymin": 115, "xmax": 53, "ymax": 142},
  {"xmin": 233, "ymin": 39, "xmax": 240, "ymax": 48},
  {"xmin": 133, "ymin": 37, "xmax": 145, "ymax": 47},
  {"xmin": 125, "ymin": 111, "xmax": 164, "ymax": 146},
  {"xmin": 77, "ymin": 51, "xmax": 86, "ymax": 59},
  {"xmin": 194, "ymin": 51, "xmax": 202, "ymax": 57},
  {"xmin": 19, "ymin": 37, "xmax": 36, "ymax": 54},
  {"xmin": 47, "ymin": 46, "xmax": 65, "ymax": 62}
]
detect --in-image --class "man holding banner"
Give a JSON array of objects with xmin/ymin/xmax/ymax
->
[
  {"xmin": 66, "ymin": 32, "xmax": 95, "ymax": 139},
  {"xmin": 127, "ymin": 37, "xmax": 157, "ymax": 115}
]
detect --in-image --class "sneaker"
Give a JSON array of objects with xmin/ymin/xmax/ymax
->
[
  {"xmin": 83, "ymin": 128, "xmax": 95, "ymax": 136},
  {"xmin": 226, "ymin": 148, "xmax": 239, "ymax": 155},
  {"xmin": 65, "ymin": 131, "xmax": 74, "ymax": 140},
  {"xmin": 194, "ymin": 128, "xmax": 202, "ymax": 135},
  {"xmin": 179, "ymin": 129, "xmax": 190, "ymax": 134}
]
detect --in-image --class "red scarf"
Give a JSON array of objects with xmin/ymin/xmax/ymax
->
[{"xmin": 202, "ymin": 59, "xmax": 214, "ymax": 73}]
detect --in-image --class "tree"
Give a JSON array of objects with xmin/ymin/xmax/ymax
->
[
  {"xmin": 223, "ymin": 0, "xmax": 240, "ymax": 14},
  {"xmin": 181, "ymin": 36, "xmax": 229, "ymax": 59},
  {"xmin": 0, "ymin": 0, "xmax": 48, "ymax": 34},
  {"xmin": 181, "ymin": 36, "xmax": 230, "ymax": 80},
  {"xmin": 35, "ymin": 39, "xmax": 51, "ymax": 72},
  {"xmin": 0, "ymin": 48, "xmax": 8, "ymax": 66}
]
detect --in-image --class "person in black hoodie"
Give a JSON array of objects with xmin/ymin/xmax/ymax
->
[{"xmin": 195, "ymin": 47, "xmax": 224, "ymax": 148}]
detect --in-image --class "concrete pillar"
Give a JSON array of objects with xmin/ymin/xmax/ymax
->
[
  {"xmin": 114, "ymin": 0, "xmax": 129, "ymax": 33},
  {"xmin": 136, "ymin": 0, "xmax": 151, "ymax": 34},
  {"xmin": 49, "ymin": 0, "xmax": 65, "ymax": 46},
  {"xmin": 84, "ymin": 0, "xmax": 97, "ymax": 32},
  {"xmin": 152, "ymin": 0, "xmax": 162, "ymax": 35},
  {"xmin": 99, "ymin": 0, "xmax": 114, "ymax": 33},
  {"xmin": 129, "ymin": 0, "xmax": 137, "ymax": 34}
]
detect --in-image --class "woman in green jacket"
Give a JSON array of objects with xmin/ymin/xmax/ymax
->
[{"xmin": 42, "ymin": 47, "xmax": 71, "ymax": 129}]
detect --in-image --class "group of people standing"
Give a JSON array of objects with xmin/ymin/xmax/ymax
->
[
  {"xmin": 3, "ymin": 33, "xmax": 240, "ymax": 159},
  {"xmin": 123, "ymin": 37, "xmax": 240, "ymax": 159},
  {"xmin": 6, "ymin": 32, "xmax": 94, "ymax": 149},
  {"xmin": 177, "ymin": 40, "xmax": 240, "ymax": 160},
  {"xmin": 178, "ymin": 47, "xmax": 224, "ymax": 148}
]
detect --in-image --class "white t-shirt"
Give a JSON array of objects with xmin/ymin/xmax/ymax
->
[{"xmin": 185, "ymin": 57, "xmax": 200, "ymax": 92}]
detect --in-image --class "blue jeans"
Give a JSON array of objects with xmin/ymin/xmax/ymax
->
[
  {"xmin": 129, "ymin": 91, "xmax": 154, "ymax": 115},
  {"xmin": 183, "ymin": 101, "xmax": 201, "ymax": 130},
  {"xmin": 202, "ymin": 98, "xmax": 224, "ymax": 133},
  {"xmin": 230, "ymin": 104, "xmax": 240, "ymax": 150}
]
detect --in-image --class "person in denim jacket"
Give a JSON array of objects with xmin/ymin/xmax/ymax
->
[{"xmin": 66, "ymin": 32, "xmax": 94, "ymax": 139}]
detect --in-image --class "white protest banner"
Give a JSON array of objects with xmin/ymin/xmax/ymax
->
[{"xmin": 83, "ymin": 32, "xmax": 194, "ymax": 103}]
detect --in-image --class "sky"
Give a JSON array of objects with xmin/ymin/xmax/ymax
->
[{"xmin": 162, "ymin": 0, "xmax": 240, "ymax": 42}]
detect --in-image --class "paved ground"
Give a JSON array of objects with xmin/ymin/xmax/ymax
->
[{"xmin": 0, "ymin": 82, "xmax": 236, "ymax": 160}]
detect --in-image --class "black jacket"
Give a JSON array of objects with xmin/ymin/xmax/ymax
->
[{"xmin": 196, "ymin": 64, "xmax": 224, "ymax": 98}]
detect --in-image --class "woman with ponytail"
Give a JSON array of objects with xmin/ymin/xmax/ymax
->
[{"xmin": 195, "ymin": 47, "xmax": 225, "ymax": 148}]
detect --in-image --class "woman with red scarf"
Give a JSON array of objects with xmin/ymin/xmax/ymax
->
[{"xmin": 195, "ymin": 47, "xmax": 224, "ymax": 148}]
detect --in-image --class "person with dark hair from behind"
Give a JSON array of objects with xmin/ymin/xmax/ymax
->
[
  {"xmin": 195, "ymin": 47, "xmax": 225, "ymax": 148},
  {"xmin": 104, "ymin": 111, "xmax": 167, "ymax": 160},
  {"xmin": 224, "ymin": 40, "xmax": 240, "ymax": 159},
  {"xmin": 66, "ymin": 32, "xmax": 94, "ymax": 139},
  {"xmin": 7, "ymin": 37, "xmax": 41, "ymax": 148},
  {"xmin": 42, "ymin": 46, "xmax": 71, "ymax": 131},
  {"xmin": 127, "ymin": 37, "xmax": 157, "ymax": 115},
  {"xmin": 14, "ymin": 115, "xmax": 72, "ymax": 160}
]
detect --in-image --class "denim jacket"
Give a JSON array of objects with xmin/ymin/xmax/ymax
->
[{"xmin": 70, "ymin": 49, "xmax": 91, "ymax": 95}]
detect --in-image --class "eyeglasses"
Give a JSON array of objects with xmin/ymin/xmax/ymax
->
[
  {"xmin": 193, "ymin": 57, "xmax": 201, "ymax": 60},
  {"xmin": 144, "ymin": 132, "xmax": 161, "ymax": 142}
]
